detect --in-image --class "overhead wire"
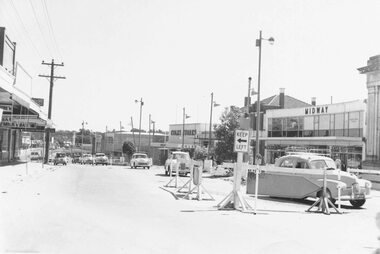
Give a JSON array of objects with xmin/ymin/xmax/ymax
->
[
  {"xmin": 8, "ymin": 0, "xmax": 43, "ymax": 60},
  {"xmin": 41, "ymin": 0, "xmax": 63, "ymax": 61},
  {"xmin": 28, "ymin": 0, "xmax": 53, "ymax": 58}
]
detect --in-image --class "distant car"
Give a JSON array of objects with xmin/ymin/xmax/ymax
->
[
  {"xmin": 80, "ymin": 154, "xmax": 94, "ymax": 165},
  {"xmin": 95, "ymin": 153, "xmax": 109, "ymax": 165},
  {"xmin": 30, "ymin": 151, "xmax": 42, "ymax": 161},
  {"xmin": 164, "ymin": 151, "xmax": 191, "ymax": 176},
  {"xmin": 72, "ymin": 153, "xmax": 81, "ymax": 164},
  {"xmin": 54, "ymin": 152, "xmax": 68, "ymax": 165},
  {"xmin": 130, "ymin": 153, "xmax": 152, "ymax": 169},
  {"xmin": 247, "ymin": 153, "xmax": 372, "ymax": 208}
]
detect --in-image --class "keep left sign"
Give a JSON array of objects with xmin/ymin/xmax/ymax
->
[{"xmin": 234, "ymin": 130, "xmax": 249, "ymax": 153}]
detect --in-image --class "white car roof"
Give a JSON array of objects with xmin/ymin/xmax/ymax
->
[
  {"xmin": 281, "ymin": 154, "xmax": 332, "ymax": 161},
  {"xmin": 172, "ymin": 151, "xmax": 188, "ymax": 154}
]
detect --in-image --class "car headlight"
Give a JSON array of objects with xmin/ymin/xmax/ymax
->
[{"xmin": 352, "ymin": 183, "xmax": 360, "ymax": 194}]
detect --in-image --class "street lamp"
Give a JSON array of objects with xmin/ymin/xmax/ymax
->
[
  {"xmin": 246, "ymin": 77, "xmax": 258, "ymax": 164},
  {"xmin": 255, "ymin": 30, "xmax": 274, "ymax": 163},
  {"xmin": 182, "ymin": 107, "xmax": 190, "ymax": 150},
  {"xmin": 135, "ymin": 98, "xmax": 144, "ymax": 152},
  {"xmin": 81, "ymin": 121, "xmax": 88, "ymax": 154},
  {"xmin": 148, "ymin": 114, "xmax": 154, "ymax": 156},
  {"xmin": 208, "ymin": 92, "xmax": 220, "ymax": 159}
]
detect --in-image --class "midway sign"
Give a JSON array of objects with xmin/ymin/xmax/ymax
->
[{"xmin": 234, "ymin": 130, "xmax": 249, "ymax": 153}]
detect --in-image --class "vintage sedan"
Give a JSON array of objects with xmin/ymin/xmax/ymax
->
[
  {"xmin": 130, "ymin": 153, "xmax": 152, "ymax": 169},
  {"xmin": 94, "ymin": 153, "xmax": 109, "ymax": 165},
  {"xmin": 247, "ymin": 154, "xmax": 372, "ymax": 208},
  {"xmin": 164, "ymin": 151, "xmax": 191, "ymax": 176}
]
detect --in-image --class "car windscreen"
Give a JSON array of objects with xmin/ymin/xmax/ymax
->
[
  {"xmin": 56, "ymin": 153, "xmax": 66, "ymax": 158},
  {"xmin": 310, "ymin": 159, "xmax": 331, "ymax": 169},
  {"xmin": 96, "ymin": 154, "xmax": 105, "ymax": 157},
  {"xmin": 134, "ymin": 155, "xmax": 147, "ymax": 158},
  {"xmin": 173, "ymin": 154, "xmax": 189, "ymax": 160}
]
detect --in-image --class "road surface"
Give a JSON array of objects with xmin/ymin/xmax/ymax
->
[{"xmin": 0, "ymin": 163, "xmax": 379, "ymax": 253}]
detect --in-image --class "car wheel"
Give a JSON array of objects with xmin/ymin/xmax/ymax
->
[
  {"xmin": 317, "ymin": 189, "xmax": 335, "ymax": 205},
  {"xmin": 349, "ymin": 199, "xmax": 366, "ymax": 208},
  {"xmin": 147, "ymin": 166, "xmax": 150, "ymax": 169}
]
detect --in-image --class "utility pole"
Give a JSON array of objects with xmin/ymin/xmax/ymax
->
[{"xmin": 39, "ymin": 59, "xmax": 65, "ymax": 164}]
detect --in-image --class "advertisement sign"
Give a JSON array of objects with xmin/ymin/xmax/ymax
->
[{"xmin": 0, "ymin": 115, "xmax": 46, "ymax": 129}]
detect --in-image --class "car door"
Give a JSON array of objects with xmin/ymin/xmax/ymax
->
[
  {"xmin": 247, "ymin": 157, "xmax": 297, "ymax": 198},
  {"xmin": 292, "ymin": 159, "xmax": 323, "ymax": 198}
]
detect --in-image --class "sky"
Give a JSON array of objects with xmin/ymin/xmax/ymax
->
[{"xmin": 0, "ymin": 0, "xmax": 379, "ymax": 132}]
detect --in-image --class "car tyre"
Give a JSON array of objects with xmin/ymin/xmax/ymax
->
[
  {"xmin": 317, "ymin": 189, "xmax": 336, "ymax": 205},
  {"xmin": 349, "ymin": 199, "xmax": 366, "ymax": 208}
]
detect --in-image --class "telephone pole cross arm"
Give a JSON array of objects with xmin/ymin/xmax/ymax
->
[{"xmin": 39, "ymin": 59, "xmax": 66, "ymax": 164}]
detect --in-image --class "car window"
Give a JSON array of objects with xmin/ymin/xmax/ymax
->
[
  {"xmin": 134, "ymin": 154, "xmax": 147, "ymax": 158},
  {"xmin": 56, "ymin": 153, "xmax": 65, "ymax": 158},
  {"xmin": 295, "ymin": 160, "xmax": 309, "ymax": 169},
  {"xmin": 279, "ymin": 158, "xmax": 295, "ymax": 168},
  {"xmin": 173, "ymin": 154, "xmax": 189, "ymax": 160},
  {"xmin": 309, "ymin": 160, "xmax": 327, "ymax": 169}
]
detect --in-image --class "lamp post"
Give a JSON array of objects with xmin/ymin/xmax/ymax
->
[
  {"xmin": 135, "ymin": 98, "xmax": 144, "ymax": 152},
  {"xmin": 247, "ymin": 77, "xmax": 258, "ymax": 164},
  {"xmin": 81, "ymin": 121, "xmax": 87, "ymax": 154},
  {"xmin": 255, "ymin": 30, "xmax": 274, "ymax": 163},
  {"xmin": 208, "ymin": 92, "xmax": 220, "ymax": 159},
  {"xmin": 182, "ymin": 107, "xmax": 190, "ymax": 150},
  {"xmin": 148, "ymin": 114, "xmax": 154, "ymax": 156}
]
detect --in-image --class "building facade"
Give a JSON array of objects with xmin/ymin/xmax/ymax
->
[
  {"xmin": 264, "ymin": 100, "xmax": 365, "ymax": 167},
  {"xmin": 166, "ymin": 123, "xmax": 214, "ymax": 149},
  {"xmin": 0, "ymin": 27, "xmax": 50, "ymax": 164},
  {"xmin": 358, "ymin": 55, "xmax": 380, "ymax": 169}
]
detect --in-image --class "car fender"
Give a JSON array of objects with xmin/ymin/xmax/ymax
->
[{"xmin": 315, "ymin": 179, "xmax": 347, "ymax": 198}]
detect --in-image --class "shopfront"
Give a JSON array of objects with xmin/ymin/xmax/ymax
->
[
  {"xmin": 0, "ymin": 27, "xmax": 49, "ymax": 163},
  {"xmin": 264, "ymin": 100, "xmax": 366, "ymax": 168}
]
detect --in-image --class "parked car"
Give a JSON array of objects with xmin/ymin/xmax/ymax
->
[
  {"xmin": 95, "ymin": 153, "xmax": 109, "ymax": 165},
  {"xmin": 246, "ymin": 153, "xmax": 372, "ymax": 208},
  {"xmin": 54, "ymin": 152, "xmax": 68, "ymax": 165},
  {"xmin": 30, "ymin": 151, "xmax": 42, "ymax": 161},
  {"xmin": 164, "ymin": 151, "xmax": 191, "ymax": 176},
  {"xmin": 72, "ymin": 153, "xmax": 81, "ymax": 164},
  {"xmin": 80, "ymin": 154, "xmax": 94, "ymax": 165},
  {"xmin": 130, "ymin": 153, "xmax": 152, "ymax": 169}
]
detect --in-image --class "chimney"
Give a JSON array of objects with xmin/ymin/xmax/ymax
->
[
  {"xmin": 311, "ymin": 97, "xmax": 316, "ymax": 106},
  {"xmin": 279, "ymin": 88, "xmax": 285, "ymax": 109}
]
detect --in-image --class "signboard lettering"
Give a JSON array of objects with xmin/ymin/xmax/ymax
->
[
  {"xmin": 305, "ymin": 106, "xmax": 328, "ymax": 115},
  {"xmin": 234, "ymin": 130, "xmax": 249, "ymax": 153}
]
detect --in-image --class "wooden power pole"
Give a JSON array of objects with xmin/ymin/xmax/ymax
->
[{"xmin": 39, "ymin": 59, "xmax": 65, "ymax": 164}]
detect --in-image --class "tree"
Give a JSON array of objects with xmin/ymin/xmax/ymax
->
[
  {"xmin": 214, "ymin": 106, "xmax": 242, "ymax": 164},
  {"xmin": 122, "ymin": 141, "xmax": 136, "ymax": 159},
  {"xmin": 193, "ymin": 146, "xmax": 208, "ymax": 160}
]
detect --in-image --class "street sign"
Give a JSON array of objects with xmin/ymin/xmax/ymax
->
[{"xmin": 234, "ymin": 130, "xmax": 249, "ymax": 153}]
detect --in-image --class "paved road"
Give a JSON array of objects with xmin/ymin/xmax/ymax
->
[{"xmin": 0, "ymin": 163, "xmax": 379, "ymax": 254}]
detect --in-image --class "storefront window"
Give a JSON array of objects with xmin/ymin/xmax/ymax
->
[
  {"xmin": 319, "ymin": 115, "xmax": 330, "ymax": 136},
  {"xmin": 348, "ymin": 112, "xmax": 360, "ymax": 137},
  {"xmin": 335, "ymin": 113, "xmax": 344, "ymax": 137},
  {"xmin": 303, "ymin": 116, "xmax": 314, "ymax": 137},
  {"xmin": 286, "ymin": 117, "xmax": 299, "ymax": 137},
  {"xmin": 270, "ymin": 118, "xmax": 283, "ymax": 137}
]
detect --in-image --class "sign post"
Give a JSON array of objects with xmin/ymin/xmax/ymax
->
[{"xmin": 218, "ymin": 130, "xmax": 253, "ymax": 212}]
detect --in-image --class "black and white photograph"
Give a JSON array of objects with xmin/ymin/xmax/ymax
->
[{"xmin": 0, "ymin": 0, "xmax": 379, "ymax": 253}]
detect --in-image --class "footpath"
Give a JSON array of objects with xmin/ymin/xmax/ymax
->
[{"xmin": 0, "ymin": 162, "xmax": 54, "ymax": 194}]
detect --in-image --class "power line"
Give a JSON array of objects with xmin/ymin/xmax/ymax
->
[
  {"xmin": 8, "ymin": 0, "xmax": 43, "ymax": 59},
  {"xmin": 28, "ymin": 0, "xmax": 53, "ymax": 58},
  {"xmin": 41, "ymin": 0, "xmax": 63, "ymax": 60}
]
